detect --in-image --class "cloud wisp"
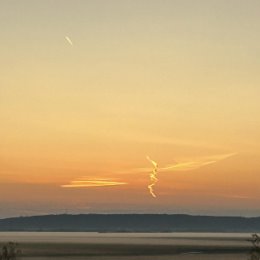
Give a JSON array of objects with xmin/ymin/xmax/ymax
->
[
  {"xmin": 65, "ymin": 36, "xmax": 73, "ymax": 46},
  {"xmin": 61, "ymin": 177, "xmax": 127, "ymax": 188},
  {"xmin": 160, "ymin": 153, "xmax": 236, "ymax": 172}
]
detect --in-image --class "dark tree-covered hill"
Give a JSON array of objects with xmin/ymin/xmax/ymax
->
[{"xmin": 0, "ymin": 214, "xmax": 260, "ymax": 232}]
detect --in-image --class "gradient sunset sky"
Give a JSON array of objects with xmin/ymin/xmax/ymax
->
[{"xmin": 1, "ymin": 0, "xmax": 260, "ymax": 218}]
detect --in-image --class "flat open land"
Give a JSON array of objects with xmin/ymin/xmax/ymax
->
[{"xmin": 0, "ymin": 232, "xmax": 257, "ymax": 259}]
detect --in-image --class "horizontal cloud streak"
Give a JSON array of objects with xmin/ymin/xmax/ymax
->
[
  {"xmin": 61, "ymin": 178, "xmax": 127, "ymax": 188},
  {"xmin": 161, "ymin": 153, "xmax": 236, "ymax": 172}
]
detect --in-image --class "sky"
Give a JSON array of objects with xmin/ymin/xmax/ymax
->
[{"xmin": 1, "ymin": 0, "xmax": 260, "ymax": 218}]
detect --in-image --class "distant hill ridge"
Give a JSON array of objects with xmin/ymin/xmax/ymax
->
[{"xmin": 1, "ymin": 214, "xmax": 260, "ymax": 232}]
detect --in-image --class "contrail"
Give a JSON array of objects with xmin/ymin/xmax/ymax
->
[
  {"xmin": 146, "ymin": 156, "xmax": 158, "ymax": 198},
  {"xmin": 65, "ymin": 36, "xmax": 73, "ymax": 46},
  {"xmin": 120, "ymin": 153, "xmax": 236, "ymax": 174},
  {"xmin": 140, "ymin": 153, "xmax": 236, "ymax": 198}
]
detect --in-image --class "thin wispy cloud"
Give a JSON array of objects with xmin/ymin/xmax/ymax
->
[
  {"xmin": 161, "ymin": 153, "xmax": 236, "ymax": 172},
  {"xmin": 61, "ymin": 177, "xmax": 127, "ymax": 188}
]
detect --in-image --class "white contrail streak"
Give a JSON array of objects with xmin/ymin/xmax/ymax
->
[
  {"xmin": 65, "ymin": 36, "xmax": 73, "ymax": 46},
  {"xmin": 146, "ymin": 156, "xmax": 158, "ymax": 198}
]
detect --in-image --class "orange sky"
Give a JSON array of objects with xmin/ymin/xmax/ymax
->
[{"xmin": 1, "ymin": 0, "xmax": 260, "ymax": 217}]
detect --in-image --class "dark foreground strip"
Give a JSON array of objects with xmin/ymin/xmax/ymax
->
[{"xmin": 19, "ymin": 243, "xmax": 251, "ymax": 257}]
